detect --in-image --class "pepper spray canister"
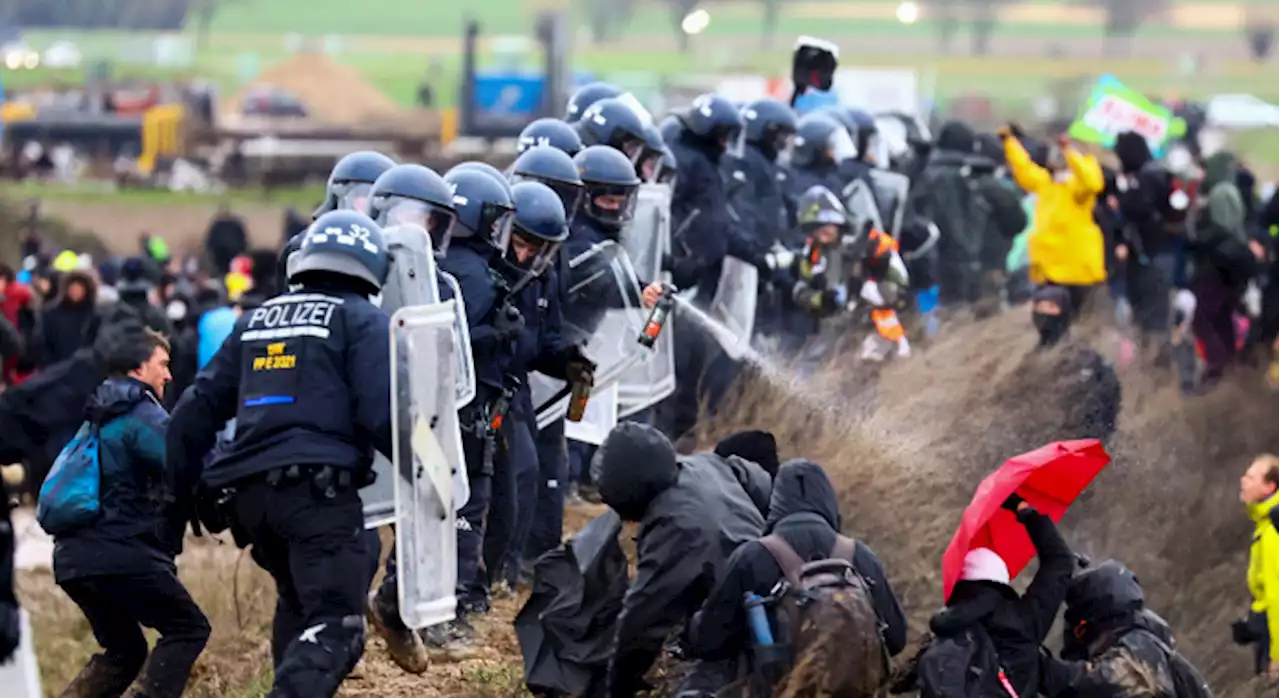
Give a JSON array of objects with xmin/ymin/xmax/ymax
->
[
  {"xmin": 566, "ymin": 378, "xmax": 591, "ymax": 422},
  {"xmin": 638, "ymin": 284, "xmax": 676, "ymax": 348}
]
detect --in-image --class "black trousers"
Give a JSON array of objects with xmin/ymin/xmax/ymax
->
[
  {"xmin": 59, "ymin": 570, "xmax": 210, "ymax": 698},
  {"xmin": 231, "ymin": 477, "xmax": 375, "ymax": 698}
]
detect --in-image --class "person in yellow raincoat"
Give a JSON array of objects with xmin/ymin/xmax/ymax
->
[
  {"xmin": 998, "ymin": 127, "xmax": 1106, "ymax": 314},
  {"xmin": 1239, "ymin": 454, "xmax": 1279, "ymax": 678}
]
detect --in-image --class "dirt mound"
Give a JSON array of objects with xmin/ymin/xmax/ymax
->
[
  {"xmin": 702, "ymin": 311, "xmax": 1278, "ymax": 696},
  {"xmin": 223, "ymin": 51, "xmax": 403, "ymax": 126}
]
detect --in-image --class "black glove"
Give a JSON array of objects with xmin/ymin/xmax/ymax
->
[
  {"xmin": 1002, "ymin": 493, "xmax": 1026, "ymax": 512},
  {"xmin": 493, "ymin": 304, "xmax": 524, "ymax": 343},
  {"xmin": 564, "ymin": 345, "xmax": 596, "ymax": 386}
]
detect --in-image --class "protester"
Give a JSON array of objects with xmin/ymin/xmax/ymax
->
[
  {"xmin": 51, "ymin": 324, "xmax": 210, "ymax": 698},
  {"xmin": 912, "ymin": 120, "xmax": 992, "ymax": 306},
  {"xmin": 1041, "ymin": 560, "xmax": 1211, "ymax": 698},
  {"xmin": 34, "ymin": 269, "xmax": 97, "ymax": 367},
  {"xmin": 688, "ymin": 459, "xmax": 906, "ymax": 694},
  {"xmin": 1000, "ymin": 126, "xmax": 1106, "ymax": 314},
  {"xmin": 0, "ymin": 263, "xmax": 36, "ymax": 385},
  {"xmin": 203, "ymin": 203, "xmax": 248, "ymax": 277},
  {"xmin": 591, "ymin": 422, "xmax": 765, "ymax": 698},
  {"xmin": 1238, "ymin": 454, "xmax": 1278, "ymax": 678}
]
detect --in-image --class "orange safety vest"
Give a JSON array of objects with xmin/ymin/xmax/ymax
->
[{"xmin": 870, "ymin": 308, "xmax": 904, "ymax": 342}]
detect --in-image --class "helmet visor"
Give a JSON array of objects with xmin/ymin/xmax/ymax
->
[
  {"xmin": 480, "ymin": 202, "xmax": 516, "ymax": 255},
  {"xmin": 376, "ymin": 196, "xmax": 457, "ymax": 256},
  {"xmin": 333, "ymin": 182, "xmax": 374, "ymax": 213},
  {"xmin": 828, "ymin": 127, "xmax": 856, "ymax": 164},
  {"xmin": 585, "ymin": 183, "xmax": 639, "ymax": 228},
  {"xmin": 507, "ymin": 230, "xmax": 561, "ymax": 278},
  {"xmin": 511, "ymin": 173, "xmax": 584, "ymax": 226},
  {"xmin": 638, "ymin": 149, "xmax": 664, "ymax": 184}
]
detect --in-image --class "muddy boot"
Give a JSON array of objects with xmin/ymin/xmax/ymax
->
[
  {"xmin": 365, "ymin": 591, "xmax": 429, "ymax": 675},
  {"xmin": 60, "ymin": 654, "xmax": 138, "ymax": 698},
  {"xmin": 423, "ymin": 614, "xmax": 480, "ymax": 663}
]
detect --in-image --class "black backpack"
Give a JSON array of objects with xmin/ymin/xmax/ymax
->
[{"xmin": 917, "ymin": 625, "xmax": 1025, "ymax": 698}]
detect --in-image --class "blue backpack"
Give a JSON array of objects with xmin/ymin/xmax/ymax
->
[{"xmin": 37, "ymin": 422, "xmax": 104, "ymax": 535}]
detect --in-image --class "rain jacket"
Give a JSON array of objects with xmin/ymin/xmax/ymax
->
[
  {"xmin": 928, "ymin": 508, "xmax": 1075, "ymax": 698},
  {"xmin": 1201, "ymin": 153, "xmax": 1245, "ymax": 241},
  {"xmin": 691, "ymin": 459, "xmax": 907, "ymax": 662},
  {"xmin": 1004, "ymin": 137, "xmax": 1106, "ymax": 287},
  {"xmin": 592, "ymin": 423, "xmax": 765, "ymax": 698},
  {"xmin": 52, "ymin": 376, "xmax": 179, "ymax": 583},
  {"xmin": 1042, "ymin": 609, "xmax": 1200, "ymax": 698},
  {"xmin": 1247, "ymin": 491, "xmax": 1279, "ymax": 663}
]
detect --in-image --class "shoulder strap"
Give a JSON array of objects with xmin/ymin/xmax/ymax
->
[
  {"xmin": 830, "ymin": 534, "xmax": 856, "ymax": 563},
  {"xmin": 759, "ymin": 534, "xmax": 806, "ymax": 587}
]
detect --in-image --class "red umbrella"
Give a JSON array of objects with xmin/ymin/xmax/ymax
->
[{"xmin": 942, "ymin": 439, "xmax": 1111, "ymax": 602}]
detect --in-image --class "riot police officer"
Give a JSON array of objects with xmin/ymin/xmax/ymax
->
[
  {"xmin": 487, "ymin": 182, "xmax": 594, "ymax": 600},
  {"xmin": 788, "ymin": 112, "xmax": 855, "ymax": 231},
  {"xmin": 166, "ymin": 210, "xmax": 394, "ymax": 697},
  {"xmin": 450, "ymin": 161, "xmax": 512, "ymax": 193},
  {"xmin": 575, "ymin": 97, "xmax": 648, "ymax": 162},
  {"xmin": 563, "ymin": 81, "xmax": 622, "ymax": 123},
  {"xmin": 518, "ymin": 117, "xmax": 583, "ymax": 157},
  {"xmin": 313, "ymin": 150, "xmax": 397, "ymax": 218},
  {"xmin": 567, "ymin": 145, "xmax": 642, "ymax": 256},
  {"xmin": 728, "ymin": 98, "xmax": 797, "ymax": 261},
  {"xmin": 510, "ymin": 145, "xmax": 586, "ymax": 226}
]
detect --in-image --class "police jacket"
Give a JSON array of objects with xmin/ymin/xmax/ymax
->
[
  {"xmin": 509, "ymin": 266, "xmax": 571, "ymax": 382},
  {"xmin": 560, "ymin": 216, "xmax": 633, "ymax": 339},
  {"xmin": 691, "ymin": 459, "xmax": 906, "ymax": 662},
  {"xmin": 53, "ymin": 377, "xmax": 180, "ymax": 582},
  {"xmin": 440, "ymin": 240, "xmax": 510, "ymax": 394},
  {"xmin": 670, "ymin": 131, "xmax": 747, "ymax": 300},
  {"xmin": 1041, "ymin": 609, "xmax": 1204, "ymax": 698},
  {"xmin": 725, "ymin": 145, "xmax": 790, "ymax": 261},
  {"xmin": 166, "ymin": 280, "xmax": 394, "ymax": 493},
  {"xmin": 929, "ymin": 508, "xmax": 1075, "ymax": 698},
  {"xmin": 594, "ymin": 427, "xmax": 764, "ymax": 698}
]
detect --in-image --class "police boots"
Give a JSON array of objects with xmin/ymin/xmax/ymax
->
[{"xmin": 365, "ymin": 592, "xmax": 430, "ymax": 675}]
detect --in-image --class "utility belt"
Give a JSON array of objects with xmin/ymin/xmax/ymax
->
[
  {"xmin": 197, "ymin": 464, "xmax": 369, "ymax": 539},
  {"xmin": 461, "ymin": 374, "xmax": 522, "ymax": 477}
]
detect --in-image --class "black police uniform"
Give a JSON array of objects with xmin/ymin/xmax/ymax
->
[{"xmin": 166, "ymin": 215, "xmax": 392, "ymax": 697}]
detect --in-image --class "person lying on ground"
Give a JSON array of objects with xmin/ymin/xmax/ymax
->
[
  {"xmin": 687, "ymin": 459, "xmax": 907, "ymax": 688},
  {"xmin": 1041, "ymin": 560, "xmax": 1212, "ymax": 698},
  {"xmin": 591, "ymin": 422, "xmax": 766, "ymax": 698}
]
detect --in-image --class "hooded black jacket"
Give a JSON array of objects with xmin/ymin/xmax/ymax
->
[
  {"xmin": 1113, "ymin": 132, "xmax": 1178, "ymax": 259},
  {"xmin": 593, "ymin": 423, "xmax": 765, "ymax": 698},
  {"xmin": 910, "ymin": 121, "xmax": 991, "ymax": 303},
  {"xmin": 928, "ymin": 509, "xmax": 1075, "ymax": 698},
  {"xmin": 690, "ymin": 459, "xmax": 907, "ymax": 662},
  {"xmin": 35, "ymin": 270, "xmax": 98, "ymax": 367}
]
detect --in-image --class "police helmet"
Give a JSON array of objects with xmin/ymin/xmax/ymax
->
[
  {"xmin": 682, "ymin": 94, "xmax": 745, "ymax": 149},
  {"xmin": 510, "ymin": 145, "xmax": 585, "ymax": 226},
  {"xmin": 656, "ymin": 145, "xmax": 679, "ymax": 186},
  {"xmin": 742, "ymin": 98, "xmax": 798, "ymax": 158},
  {"xmin": 576, "ymin": 97, "xmax": 648, "ymax": 162},
  {"xmin": 442, "ymin": 168, "xmax": 516, "ymax": 254},
  {"xmin": 564, "ymin": 82, "xmax": 623, "ymax": 123},
  {"xmin": 792, "ymin": 112, "xmax": 855, "ymax": 168},
  {"xmin": 574, "ymin": 145, "xmax": 641, "ymax": 232},
  {"xmin": 845, "ymin": 107, "xmax": 885, "ymax": 165},
  {"xmin": 637, "ymin": 123, "xmax": 666, "ymax": 184},
  {"xmin": 796, "ymin": 185, "xmax": 851, "ymax": 235},
  {"xmin": 288, "ymin": 210, "xmax": 390, "ymax": 295},
  {"xmin": 316, "ymin": 150, "xmax": 396, "ymax": 218},
  {"xmin": 659, "ymin": 113, "xmax": 683, "ymax": 144},
  {"xmin": 518, "ymin": 118, "xmax": 583, "ymax": 157},
  {"xmin": 448, "ymin": 161, "xmax": 513, "ymax": 198},
  {"xmin": 367, "ymin": 164, "xmax": 458, "ymax": 257},
  {"xmin": 504, "ymin": 181, "xmax": 569, "ymax": 283}
]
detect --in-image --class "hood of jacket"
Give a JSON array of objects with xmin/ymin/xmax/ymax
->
[
  {"xmin": 936, "ymin": 120, "xmax": 976, "ymax": 154},
  {"xmin": 86, "ymin": 376, "xmax": 158, "ymax": 426},
  {"xmin": 930, "ymin": 579, "xmax": 1019, "ymax": 636},
  {"xmin": 55, "ymin": 270, "xmax": 98, "ymax": 309},
  {"xmin": 1064, "ymin": 559, "xmax": 1145, "ymax": 628},
  {"xmin": 1202, "ymin": 152, "xmax": 1237, "ymax": 194},
  {"xmin": 766, "ymin": 459, "xmax": 840, "ymax": 532},
  {"xmin": 593, "ymin": 422, "xmax": 680, "ymax": 522},
  {"xmin": 1113, "ymin": 132, "xmax": 1152, "ymax": 174}
]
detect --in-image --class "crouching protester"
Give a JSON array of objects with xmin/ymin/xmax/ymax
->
[
  {"xmin": 897, "ymin": 494, "xmax": 1075, "ymax": 698},
  {"xmin": 1040, "ymin": 560, "xmax": 1211, "ymax": 698},
  {"xmin": 684, "ymin": 459, "xmax": 907, "ymax": 697},
  {"xmin": 41, "ymin": 323, "xmax": 210, "ymax": 698},
  {"xmin": 592, "ymin": 422, "xmax": 766, "ymax": 698}
]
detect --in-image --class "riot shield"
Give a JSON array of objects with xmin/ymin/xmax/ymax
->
[
  {"xmin": 868, "ymin": 169, "xmax": 910, "ymax": 239},
  {"xmin": 439, "ymin": 271, "xmax": 477, "ymax": 409},
  {"xmin": 618, "ymin": 183, "xmax": 676, "ymax": 417},
  {"xmin": 562, "ymin": 382, "xmax": 619, "ymax": 446},
  {"xmin": 533, "ymin": 241, "xmax": 647, "ymax": 427},
  {"xmin": 707, "ymin": 256, "xmax": 758, "ymax": 360},
  {"xmin": 841, "ymin": 179, "xmax": 885, "ymax": 235},
  {"xmin": 391, "ymin": 303, "xmax": 466, "ymax": 629},
  {"xmin": 362, "ymin": 224, "xmax": 444, "ymax": 528}
]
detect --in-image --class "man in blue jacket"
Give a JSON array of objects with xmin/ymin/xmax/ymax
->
[{"xmin": 54, "ymin": 322, "xmax": 210, "ymax": 698}]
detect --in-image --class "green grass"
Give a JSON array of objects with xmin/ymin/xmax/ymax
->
[{"xmin": 6, "ymin": 181, "xmax": 325, "ymax": 208}]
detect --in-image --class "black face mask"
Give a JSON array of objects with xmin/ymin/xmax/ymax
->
[{"xmin": 1034, "ymin": 313, "xmax": 1069, "ymax": 347}]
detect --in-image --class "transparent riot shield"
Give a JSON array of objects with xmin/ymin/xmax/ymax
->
[
  {"xmin": 562, "ymin": 382, "xmax": 619, "ymax": 446},
  {"xmin": 438, "ymin": 271, "xmax": 477, "ymax": 409},
  {"xmin": 841, "ymin": 179, "xmax": 885, "ymax": 235},
  {"xmin": 708, "ymin": 256, "xmax": 758, "ymax": 361},
  {"xmin": 533, "ymin": 241, "xmax": 647, "ymax": 427},
  {"xmin": 618, "ymin": 183, "xmax": 676, "ymax": 417},
  {"xmin": 362, "ymin": 225, "xmax": 443, "ymax": 528},
  {"xmin": 391, "ymin": 303, "xmax": 466, "ymax": 629},
  {"xmin": 867, "ymin": 169, "xmax": 910, "ymax": 239}
]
